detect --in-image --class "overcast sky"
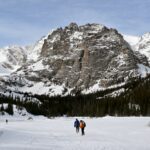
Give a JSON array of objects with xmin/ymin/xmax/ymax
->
[{"xmin": 0, "ymin": 0, "xmax": 150, "ymax": 47}]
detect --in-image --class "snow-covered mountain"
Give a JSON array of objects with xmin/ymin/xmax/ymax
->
[
  {"xmin": 0, "ymin": 23, "xmax": 150, "ymax": 96},
  {"xmin": 135, "ymin": 33, "xmax": 150, "ymax": 63},
  {"xmin": 0, "ymin": 46, "xmax": 27, "ymax": 76},
  {"xmin": 123, "ymin": 33, "xmax": 150, "ymax": 64}
]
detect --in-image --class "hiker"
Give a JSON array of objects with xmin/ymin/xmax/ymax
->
[
  {"xmin": 6, "ymin": 119, "xmax": 8, "ymax": 124},
  {"xmin": 74, "ymin": 118, "xmax": 80, "ymax": 133},
  {"xmin": 80, "ymin": 120, "xmax": 86, "ymax": 135}
]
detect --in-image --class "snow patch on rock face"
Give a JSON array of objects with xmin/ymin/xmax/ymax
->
[
  {"xmin": 70, "ymin": 31, "xmax": 83, "ymax": 41},
  {"xmin": 82, "ymin": 80, "xmax": 102, "ymax": 94},
  {"xmin": 48, "ymin": 84, "xmax": 65, "ymax": 96},
  {"xmin": 103, "ymin": 88, "xmax": 125, "ymax": 98},
  {"xmin": 115, "ymin": 53, "xmax": 127, "ymax": 67},
  {"xmin": 28, "ymin": 60, "xmax": 49, "ymax": 71},
  {"xmin": 8, "ymin": 81, "xmax": 65, "ymax": 96},
  {"xmin": 48, "ymin": 34, "xmax": 60, "ymax": 43},
  {"xmin": 27, "ymin": 37, "xmax": 46, "ymax": 61},
  {"xmin": 11, "ymin": 82, "xmax": 50, "ymax": 95},
  {"xmin": 0, "ymin": 64, "xmax": 11, "ymax": 76},
  {"xmin": 82, "ymin": 81, "xmax": 126, "ymax": 95}
]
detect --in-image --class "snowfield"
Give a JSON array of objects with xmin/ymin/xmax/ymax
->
[{"xmin": 0, "ymin": 117, "xmax": 150, "ymax": 150}]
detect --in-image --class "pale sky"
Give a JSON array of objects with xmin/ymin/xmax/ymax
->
[{"xmin": 0, "ymin": 0, "xmax": 150, "ymax": 47}]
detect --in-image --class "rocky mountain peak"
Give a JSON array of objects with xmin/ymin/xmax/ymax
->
[
  {"xmin": 67, "ymin": 22, "xmax": 79, "ymax": 31},
  {"xmin": 0, "ymin": 23, "xmax": 150, "ymax": 96}
]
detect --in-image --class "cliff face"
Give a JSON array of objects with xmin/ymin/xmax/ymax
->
[
  {"xmin": 30, "ymin": 23, "xmax": 143, "ymax": 89},
  {"xmin": 0, "ymin": 23, "xmax": 150, "ymax": 95}
]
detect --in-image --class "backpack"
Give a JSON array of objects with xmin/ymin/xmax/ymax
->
[{"xmin": 80, "ymin": 121, "xmax": 86, "ymax": 128}]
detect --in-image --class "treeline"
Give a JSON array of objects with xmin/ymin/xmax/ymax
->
[
  {"xmin": 0, "ymin": 74, "xmax": 150, "ymax": 117},
  {"xmin": 31, "ymin": 74, "xmax": 150, "ymax": 117},
  {"xmin": 0, "ymin": 103, "xmax": 14, "ymax": 115},
  {"xmin": 0, "ymin": 94, "xmax": 43, "ymax": 116}
]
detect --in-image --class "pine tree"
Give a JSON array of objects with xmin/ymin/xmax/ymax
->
[{"xmin": 6, "ymin": 103, "xmax": 14, "ymax": 115}]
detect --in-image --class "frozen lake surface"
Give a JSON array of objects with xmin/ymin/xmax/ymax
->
[{"xmin": 0, "ymin": 116, "xmax": 150, "ymax": 150}]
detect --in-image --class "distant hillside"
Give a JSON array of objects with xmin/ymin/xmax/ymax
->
[{"xmin": 1, "ymin": 74, "xmax": 150, "ymax": 117}]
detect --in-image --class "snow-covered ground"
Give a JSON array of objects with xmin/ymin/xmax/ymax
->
[{"xmin": 0, "ymin": 117, "xmax": 150, "ymax": 150}]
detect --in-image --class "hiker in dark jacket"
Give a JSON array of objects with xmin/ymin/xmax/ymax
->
[
  {"xmin": 74, "ymin": 119, "xmax": 80, "ymax": 133},
  {"xmin": 80, "ymin": 120, "xmax": 86, "ymax": 135}
]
